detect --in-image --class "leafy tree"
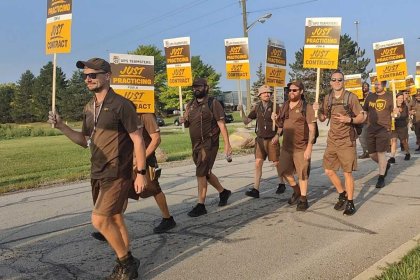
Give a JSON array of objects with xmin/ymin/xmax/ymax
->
[
  {"xmin": 252, "ymin": 62, "xmax": 265, "ymax": 102},
  {"xmin": 11, "ymin": 70, "xmax": 35, "ymax": 123},
  {"xmin": 32, "ymin": 62, "xmax": 67, "ymax": 121},
  {"xmin": 289, "ymin": 33, "xmax": 371, "ymax": 103},
  {"xmin": 60, "ymin": 70, "xmax": 91, "ymax": 121},
  {"xmin": 0, "ymin": 83, "xmax": 16, "ymax": 123},
  {"xmin": 159, "ymin": 55, "xmax": 222, "ymax": 110}
]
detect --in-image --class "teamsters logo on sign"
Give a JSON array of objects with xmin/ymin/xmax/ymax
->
[
  {"xmin": 110, "ymin": 53, "xmax": 155, "ymax": 113},
  {"xmin": 45, "ymin": 0, "xmax": 72, "ymax": 54}
]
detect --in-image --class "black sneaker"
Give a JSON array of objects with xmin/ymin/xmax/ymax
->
[
  {"xmin": 376, "ymin": 175, "xmax": 385, "ymax": 188},
  {"xmin": 384, "ymin": 163, "xmax": 391, "ymax": 178},
  {"xmin": 187, "ymin": 203, "xmax": 207, "ymax": 217},
  {"xmin": 343, "ymin": 201, "xmax": 356, "ymax": 216},
  {"xmin": 153, "ymin": 216, "xmax": 176, "ymax": 234},
  {"xmin": 245, "ymin": 188, "xmax": 260, "ymax": 198},
  {"xmin": 388, "ymin": 157, "xmax": 396, "ymax": 164},
  {"xmin": 105, "ymin": 259, "xmax": 122, "ymax": 280},
  {"xmin": 334, "ymin": 192, "xmax": 347, "ymax": 211},
  {"xmin": 119, "ymin": 256, "xmax": 140, "ymax": 280},
  {"xmin": 358, "ymin": 152, "xmax": 369, "ymax": 159},
  {"xmin": 276, "ymin": 183, "xmax": 286, "ymax": 194},
  {"xmin": 288, "ymin": 192, "xmax": 300, "ymax": 205},
  {"xmin": 91, "ymin": 231, "xmax": 106, "ymax": 242},
  {"xmin": 404, "ymin": 153, "xmax": 411, "ymax": 161},
  {"xmin": 416, "ymin": 146, "xmax": 420, "ymax": 152},
  {"xmin": 296, "ymin": 199, "xmax": 309, "ymax": 211},
  {"xmin": 218, "ymin": 189, "xmax": 232, "ymax": 206}
]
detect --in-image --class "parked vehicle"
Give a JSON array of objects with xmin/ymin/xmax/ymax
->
[{"xmin": 156, "ymin": 116, "xmax": 165, "ymax": 127}]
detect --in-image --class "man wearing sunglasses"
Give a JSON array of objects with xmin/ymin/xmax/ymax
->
[
  {"xmin": 275, "ymin": 81, "xmax": 316, "ymax": 211},
  {"xmin": 240, "ymin": 84, "xmax": 287, "ymax": 198},
  {"xmin": 362, "ymin": 80, "xmax": 399, "ymax": 188},
  {"xmin": 313, "ymin": 70, "xmax": 365, "ymax": 215},
  {"xmin": 48, "ymin": 57, "xmax": 146, "ymax": 279}
]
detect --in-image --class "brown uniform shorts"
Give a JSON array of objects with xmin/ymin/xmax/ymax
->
[
  {"xmin": 277, "ymin": 149, "xmax": 310, "ymax": 180},
  {"xmin": 367, "ymin": 128, "xmax": 391, "ymax": 154},
  {"xmin": 255, "ymin": 137, "xmax": 280, "ymax": 161},
  {"xmin": 91, "ymin": 177, "xmax": 131, "ymax": 216},
  {"xmin": 193, "ymin": 139, "xmax": 219, "ymax": 177},
  {"xmin": 391, "ymin": 126, "xmax": 408, "ymax": 142},
  {"xmin": 323, "ymin": 144, "xmax": 357, "ymax": 172}
]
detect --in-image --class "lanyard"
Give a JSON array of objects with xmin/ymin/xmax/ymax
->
[{"xmin": 88, "ymin": 100, "xmax": 103, "ymax": 146}]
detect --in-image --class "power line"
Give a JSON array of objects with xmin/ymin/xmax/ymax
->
[{"xmin": 248, "ymin": 0, "xmax": 318, "ymax": 14}]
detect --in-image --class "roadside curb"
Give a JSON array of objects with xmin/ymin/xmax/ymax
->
[{"xmin": 353, "ymin": 233, "xmax": 420, "ymax": 279}]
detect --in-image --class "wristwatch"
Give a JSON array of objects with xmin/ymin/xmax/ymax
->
[{"xmin": 137, "ymin": 169, "xmax": 146, "ymax": 175}]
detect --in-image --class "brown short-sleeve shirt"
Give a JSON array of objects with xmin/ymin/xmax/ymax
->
[
  {"xmin": 82, "ymin": 89, "xmax": 138, "ymax": 179},
  {"xmin": 138, "ymin": 113, "xmax": 160, "ymax": 150},
  {"xmin": 248, "ymin": 101, "xmax": 279, "ymax": 138},
  {"xmin": 322, "ymin": 91, "xmax": 363, "ymax": 147},
  {"xmin": 362, "ymin": 92, "xmax": 393, "ymax": 131},
  {"xmin": 409, "ymin": 99, "xmax": 420, "ymax": 124},
  {"xmin": 281, "ymin": 100, "xmax": 316, "ymax": 152},
  {"xmin": 186, "ymin": 96, "xmax": 225, "ymax": 148}
]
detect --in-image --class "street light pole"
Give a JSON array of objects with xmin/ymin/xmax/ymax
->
[
  {"xmin": 354, "ymin": 20, "xmax": 359, "ymax": 57},
  {"xmin": 240, "ymin": 0, "xmax": 250, "ymax": 113}
]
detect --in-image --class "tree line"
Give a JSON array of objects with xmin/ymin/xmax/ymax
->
[{"xmin": 0, "ymin": 35, "xmax": 369, "ymax": 124}]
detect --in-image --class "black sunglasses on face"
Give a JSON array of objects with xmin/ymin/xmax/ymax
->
[
  {"xmin": 289, "ymin": 88, "xmax": 300, "ymax": 92},
  {"xmin": 82, "ymin": 72, "xmax": 106, "ymax": 80},
  {"xmin": 331, "ymin": 78, "xmax": 343, "ymax": 82}
]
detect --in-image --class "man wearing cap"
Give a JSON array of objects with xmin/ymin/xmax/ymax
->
[
  {"xmin": 409, "ymin": 92, "xmax": 420, "ymax": 152},
  {"xmin": 275, "ymin": 81, "xmax": 316, "ymax": 211},
  {"xmin": 180, "ymin": 77, "xmax": 232, "ymax": 217},
  {"xmin": 48, "ymin": 57, "xmax": 146, "ymax": 279},
  {"xmin": 239, "ymin": 84, "xmax": 286, "ymax": 198}
]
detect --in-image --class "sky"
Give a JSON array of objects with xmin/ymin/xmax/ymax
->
[{"xmin": 1, "ymin": 0, "xmax": 419, "ymax": 91}]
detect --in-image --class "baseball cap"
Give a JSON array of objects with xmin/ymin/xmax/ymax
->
[
  {"xmin": 192, "ymin": 77, "xmax": 207, "ymax": 86},
  {"xmin": 258, "ymin": 85, "xmax": 273, "ymax": 96},
  {"xmin": 76, "ymin": 58, "xmax": 111, "ymax": 73}
]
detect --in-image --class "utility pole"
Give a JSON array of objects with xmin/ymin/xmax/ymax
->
[
  {"xmin": 241, "ymin": 0, "xmax": 251, "ymax": 113},
  {"xmin": 354, "ymin": 20, "xmax": 359, "ymax": 57}
]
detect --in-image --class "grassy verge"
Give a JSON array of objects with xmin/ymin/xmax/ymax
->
[
  {"xmin": 373, "ymin": 245, "xmax": 420, "ymax": 280},
  {"xmin": 0, "ymin": 125, "xmax": 243, "ymax": 193}
]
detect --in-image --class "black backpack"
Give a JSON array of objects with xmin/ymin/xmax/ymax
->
[
  {"xmin": 279, "ymin": 98, "xmax": 319, "ymax": 144},
  {"xmin": 326, "ymin": 91, "xmax": 363, "ymax": 136}
]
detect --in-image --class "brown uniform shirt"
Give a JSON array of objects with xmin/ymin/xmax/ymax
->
[
  {"xmin": 82, "ymin": 89, "xmax": 138, "ymax": 179},
  {"xmin": 138, "ymin": 113, "xmax": 160, "ymax": 153},
  {"xmin": 185, "ymin": 96, "xmax": 225, "ymax": 149},
  {"xmin": 322, "ymin": 90, "xmax": 363, "ymax": 147},
  {"xmin": 248, "ymin": 101, "xmax": 279, "ymax": 139},
  {"xmin": 280, "ymin": 100, "xmax": 316, "ymax": 152},
  {"xmin": 395, "ymin": 104, "xmax": 408, "ymax": 128},
  {"xmin": 362, "ymin": 92, "xmax": 393, "ymax": 131},
  {"xmin": 409, "ymin": 98, "xmax": 420, "ymax": 124}
]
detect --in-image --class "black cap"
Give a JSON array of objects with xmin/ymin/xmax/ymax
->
[{"xmin": 76, "ymin": 57, "xmax": 111, "ymax": 73}]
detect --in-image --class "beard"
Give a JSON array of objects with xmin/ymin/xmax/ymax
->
[
  {"xmin": 194, "ymin": 90, "xmax": 206, "ymax": 98},
  {"xmin": 288, "ymin": 94, "xmax": 300, "ymax": 102}
]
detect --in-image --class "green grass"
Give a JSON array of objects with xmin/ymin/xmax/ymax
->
[
  {"xmin": 373, "ymin": 245, "xmax": 420, "ymax": 280},
  {"xmin": 0, "ymin": 126, "xmax": 241, "ymax": 193}
]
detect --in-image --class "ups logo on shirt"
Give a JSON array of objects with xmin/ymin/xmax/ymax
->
[{"xmin": 370, "ymin": 99, "xmax": 386, "ymax": 111}]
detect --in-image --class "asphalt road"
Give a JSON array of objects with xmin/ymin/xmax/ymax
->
[{"xmin": 1, "ymin": 132, "xmax": 419, "ymax": 279}]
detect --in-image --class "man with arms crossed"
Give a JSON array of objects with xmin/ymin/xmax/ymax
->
[
  {"xmin": 48, "ymin": 58, "xmax": 146, "ymax": 279},
  {"xmin": 314, "ymin": 70, "xmax": 365, "ymax": 215}
]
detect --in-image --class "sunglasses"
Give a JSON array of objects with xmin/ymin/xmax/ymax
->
[
  {"xmin": 82, "ymin": 72, "xmax": 106, "ymax": 80},
  {"xmin": 289, "ymin": 89, "xmax": 300, "ymax": 92},
  {"xmin": 330, "ymin": 78, "xmax": 343, "ymax": 82}
]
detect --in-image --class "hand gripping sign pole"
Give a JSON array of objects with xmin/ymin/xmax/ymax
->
[
  {"xmin": 46, "ymin": 0, "xmax": 72, "ymax": 127},
  {"xmin": 303, "ymin": 17, "xmax": 342, "ymax": 118}
]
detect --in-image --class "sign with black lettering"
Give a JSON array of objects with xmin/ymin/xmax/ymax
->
[
  {"xmin": 110, "ymin": 53, "xmax": 155, "ymax": 113},
  {"xmin": 46, "ymin": 0, "xmax": 72, "ymax": 54},
  {"xmin": 163, "ymin": 37, "xmax": 192, "ymax": 87},
  {"xmin": 373, "ymin": 38, "xmax": 408, "ymax": 81},
  {"xmin": 225, "ymin": 37, "xmax": 250, "ymax": 80},
  {"xmin": 265, "ymin": 38, "xmax": 286, "ymax": 87}
]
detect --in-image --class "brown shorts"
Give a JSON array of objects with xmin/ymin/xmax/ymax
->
[
  {"xmin": 367, "ymin": 128, "xmax": 391, "ymax": 154},
  {"xmin": 193, "ymin": 138, "xmax": 219, "ymax": 177},
  {"xmin": 391, "ymin": 126, "xmax": 408, "ymax": 141},
  {"xmin": 277, "ymin": 149, "xmax": 310, "ymax": 180},
  {"xmin": 91, "ymin": 177, "xmax": 131, "ymax": 216},
  {"xmin": 323, "ymin": 144, "xmax": 357, "ymax": 172},
  {"xmin": 255, "ymin": 137, "xmax": 280, "ymax": 161},
  {"xmin": 128, "ymin": 155, "xmax": 162, "ymax": 200}
]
